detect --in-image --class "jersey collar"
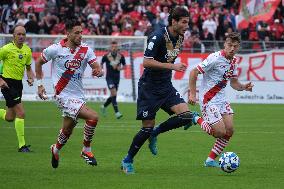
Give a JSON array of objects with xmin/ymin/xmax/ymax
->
[{"xmin": 220, "ymin": 50, "xmax": 236, "ymax": 64}]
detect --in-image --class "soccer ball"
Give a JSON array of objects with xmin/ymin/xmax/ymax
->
[{"xmin": 219, "ymin": 152, "xmax": 240, "ymax": 173}]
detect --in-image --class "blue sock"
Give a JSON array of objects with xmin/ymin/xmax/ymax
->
[
  {"xmin": 152, "ymin": 113, "xmax": 192, "ymax": 137},
  {"xmin": 124, "ymin": 127, "xmax": 153, "ymax": 162}
]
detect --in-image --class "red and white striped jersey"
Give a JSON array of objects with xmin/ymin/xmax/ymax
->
[
  {"xmin": 41, "ymin": 39, "xmax": 97, "ymax": 99},
  {"xmin": 196, "ymin": 50, "xmax": 238, "ymax": 105}
]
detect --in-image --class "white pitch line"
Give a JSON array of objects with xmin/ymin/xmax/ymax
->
[{"xmin": 1, "ymin": 125, "xmax": 283, "ymax": 134}]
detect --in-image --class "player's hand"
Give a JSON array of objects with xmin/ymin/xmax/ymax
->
[
  {"xmin": 172, "ymin": 63, "xmax": 187, "ymax": 72},
  {"xmin": 243, "ymin": 82, "xmax": 254, "ymax": 92},
  {"xmin": 92, "ymin": 68, "xmax": 104, "ymax": 77},
  {"xmin": 37, "ymin": 85, "xmax": 48, "ymax": 100},
  {"xmin": 0, "ymin": 78, "xmax": 9, "ymax": 89},
  {"xmin": 188, "ymin": 92, "xmax": 197, "ymax": 105},
  {"xmin": 27, "ymin": 78, "xmax": 34, "ymax": 86}
]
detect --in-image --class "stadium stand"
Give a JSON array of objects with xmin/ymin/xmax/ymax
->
[{"xmin": 0, "ymin": 0, "xmax": 284, "ymax": 53}]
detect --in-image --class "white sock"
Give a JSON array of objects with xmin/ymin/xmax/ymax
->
[
  {"xmin": 53, "ymin": 145, "xmax": 59, "ymax": 154},
  {"xmin": 206, "ymin": 157, "xmax": 215, "ymax": 162},
  {"xmin": 83, "ymin": 146, "xmax": 91, "ymax": 152}
]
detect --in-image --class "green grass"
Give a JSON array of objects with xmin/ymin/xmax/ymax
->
[{"xmin": 0, "ymin": 101, "xmax": 283, "ymax": 189}]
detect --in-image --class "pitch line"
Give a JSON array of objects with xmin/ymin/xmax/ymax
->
[{"xmin": 0, "ymin": 125, "xmax": 283, "ymax": 134}]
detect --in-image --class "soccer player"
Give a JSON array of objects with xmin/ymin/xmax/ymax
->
[
  {"xmin": 100, "ymin": 41, "xmax": 126, "ymax": 119},
  {"xmin": 121, "ymin": 7, "xmax": 197, "ymax": 174},
  {"xmin": 187, "ymin": 32, "xmax": 254, "ymax": 167},
  {"xmin": 0, "ymin": 25, "xmax": 34, "ymax": 152},
  {"xmin": 35, "ymin": 19, "xmax": 104, "ymax": 168}
]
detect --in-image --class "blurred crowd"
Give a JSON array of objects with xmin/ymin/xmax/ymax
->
[{"xmin": 1, "ymin": 0, "xmax": 284, "ymax": 52}]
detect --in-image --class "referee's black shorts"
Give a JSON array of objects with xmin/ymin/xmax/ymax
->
[{"xmin": 1, "ymin": 77, "xmax": 23, "ymax": 108}]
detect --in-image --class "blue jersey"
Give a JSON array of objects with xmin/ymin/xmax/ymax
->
[
  {"xmin": 101, "ymin": 52, "xmax": 126, "ymax": 80},
  {"xmin": 142, "ymin": 27, "xmax": 184, "ymax": 86}
]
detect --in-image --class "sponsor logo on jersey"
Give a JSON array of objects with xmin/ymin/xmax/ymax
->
[{"xmin": 64, "ymin": 59, "xmax": 81, "ymax": 70}]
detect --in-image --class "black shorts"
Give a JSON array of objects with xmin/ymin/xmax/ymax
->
[
  {"xmin": 1, "ymin": 77, "xmax": 23, "ymax": 108},
  {"xmin": 136, "ymin": 81, "xmax": 185, "ymax": 120},
  {"xmin": 106, "ymin": 78, "xmax": 119, "ymax": 90}
]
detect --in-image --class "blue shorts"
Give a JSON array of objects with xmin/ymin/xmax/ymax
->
[
  {"xmin": 136, "ymin": 81, "xmax": 185, "ymax": 120},
  {"xmin": 106, "ymin": 78, "xmax": 119, "ymax": 90}
]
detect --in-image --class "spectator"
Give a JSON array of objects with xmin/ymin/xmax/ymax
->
[{"xmin": 25, "ymin": 14, "xmax": 40, "ymax": 34}]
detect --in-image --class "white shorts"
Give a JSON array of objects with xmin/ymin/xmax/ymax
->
[
  {"xmin": 54, "ymin": 96, "xmax": 86, "ymax": 120},
  {"xmin": 200, "ymin": 101, "xmax": 234, "ymax": 126}
]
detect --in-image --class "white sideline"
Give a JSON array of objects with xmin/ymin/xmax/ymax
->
[{"xmin": 0, "ymin": 125, "xmax": 283, "ymax": 134}]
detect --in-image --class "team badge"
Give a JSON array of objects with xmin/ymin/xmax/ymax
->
[
  {"xmin": 19, "ymin": 54, "xmax": 23, "ymax": 59},
  {"xmin": 143, "ymin": 111, "xmax": 148, "ymax": 117}
]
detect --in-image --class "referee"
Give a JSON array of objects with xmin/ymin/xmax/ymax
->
[{"xmin": 0, "ymin": 25, "xmax": 34, "ymax": 152}]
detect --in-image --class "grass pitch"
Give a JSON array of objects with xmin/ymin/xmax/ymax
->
[{"xmin": 0, "ymin": 101, "xmax": 283, "ymax": 189}]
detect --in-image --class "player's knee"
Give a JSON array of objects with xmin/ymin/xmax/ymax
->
[
  {"xmin": 16, "ymin": 112, "xmax": 25, "ymax": 119},
  {"xmin": 5, "ymin": 117, "xmax": 15, "ymax": 122},
  {"xmin": 213, "ymin": 128, "xmax": 227, "ymax": 138},
  {"xmin": 62, "ymin": 127, "xmax": 73, "ymax": 136},
  {"xmin": 226, "ymin": 128, "xmax": 234, "ymax": 137},
  {"xmin": 86, "ymin": 119, "xmax": 98, "ymax": 127}
]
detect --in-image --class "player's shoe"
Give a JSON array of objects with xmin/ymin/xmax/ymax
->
[
  {"xmin": 204, "ymin": 160, "xmax": 220, "ymax": 167},
  {"xmin": 184, "ymin": 111, "xmax": 199, "ymax": 130},
  {"xmin": 18, "ymin": 145, "xmax": 32, "ymax": 152},
  {"xmin": 148, "ymin": 135, "xmax": 158, "ymax": 155},
  {"xmin": 100, "ymin": 105, "xmax": 107, "ymax": 117},
  {"xmin": 81, "ymin": 151, "xmax": 97, "ymax": 166},
  {"xmin": 50, "ymin": 144, "xmax": 59, "ymax": 168},
  {"xmin": 121, "ymin": 160, "xmax": 134, "ymax": 174},
  {"xmin": 115, "ymin": 112, "xmax": 123, "ymax": 119}
]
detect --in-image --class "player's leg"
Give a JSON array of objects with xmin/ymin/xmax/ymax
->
[
  {"xmin": 51, "ymin": 116, "xmax": 76, "ymax": 168},
  {"xmin": 77, "ymin": 104, "xmax": 99, "ymax": 166},
  {"xmin": 121, "ymin": 83, "xmax": 158, "ymax": 174},
  {"xmin": 148, "ymin": 102, "xmax": 196, "ymax": 155},
  {"xmin": 122, "ymin": 119, "xmax": 154, "ymax": 174},
  {"xmin": 101, "ymin": 79, "xmax": 114, "ymax": 116},
  {"xmin": 12, "ymin": 102, "xmax": 32, "ymax": 152},
  {"xmin": 204, "ymin": 103, "xmax": 233, "ymax": 167},
  {"xmin": 2, "ymin": 82, "xmax": 31, "ymax": 152},
  {"xmin": 110, "ymin": 85, "xmax": 122, "ymax": 119}
]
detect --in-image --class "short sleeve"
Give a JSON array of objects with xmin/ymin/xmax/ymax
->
[
  {"xmin": 25, "ymin": 48, "xmax": 32, "ymax": 66},
  {"xmin": 144, "ymin": 33, "xmax": 163, "ymax": 59},
  {"xmin": 41, "ymin": 44, "xmax": 58, "ymax": 62},
  {"xmin": 0, "ymin": 47, "xmax": 7, "ymax": 61},
  {"xmin": 86, "ymin": 47, "xmax": 97, "ymax": 65},
  {"xmin": 196, "ymin": 53, "xmax": 216, "ymax": 74}
]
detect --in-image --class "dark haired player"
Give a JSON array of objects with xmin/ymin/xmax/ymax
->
[
  {"xmin": 187, "ymin": 32, "xmax": 254, "ymax": 167},
  {"xmin": 121, "ymin": 7, "xmax": 198, "ymax": 174},
  {"xmin": 36, "ymin": 19, "xmax": 104, "ymax": 168}
]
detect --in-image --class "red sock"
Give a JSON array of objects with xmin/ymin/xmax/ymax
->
[
  {"xmin": 197, "ymin": 117, "xmax": 213, "ymax": 135},
  {"xmin": 83, "ymin": 120, "xmax": 97, "ymax": 147}
]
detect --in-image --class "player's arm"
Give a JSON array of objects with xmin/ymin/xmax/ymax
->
[
  {"xmin": 117, "ymin": 55, "xmax": 126, "ymax": 71},
  {"xmin": 143, "ymin": 58, "xmax": 186, "ymax": 71},
  {"xmin": 35, "ymin": 55, "xmax": 48, "ymax": 100},
  {"xmin": 26, "ymin": 65, "xmax": 34, "ymax": 86},
  {"xmin": 90, "ymin": 61, "xmax": 104, "ymax": 77},
  {"xmin": 230, "ymin": 78, "xmax": 254, "ymax": 92},
  {"xmin": 188, "ymin": 67, "xmax": 201, "ymax": 105},
  {"xmin": 0, "ymin": 48, "xmax": 9, "ymax": 89}
]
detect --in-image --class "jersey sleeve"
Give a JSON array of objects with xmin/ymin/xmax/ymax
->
[
  {"xmin": 120, "ymin": 54, "xmax": 126, "ymax": 66},
  {"xmin": 86, "ymin": 47, "xmax": 97, "ymax": 66},
  {"xmin": 144, "ymin": 32, "xmax": 163, "ymax": 59},
  {"xmin": 0, "ymin": 46, "xmax": 7, "ymax": 61},
  {"xmin": 25, "ymin": 48, "xmax": 32, "ymax": 66},
  {"xmin": 41, "ymin": 44, "xmax": 58, "ymax": 62},
  {"xmin": 196, "ymin": 53, "xmax": 217, "ymax": 74},
  {"xmin": 231, "ymin": 58, "xmax": 238, "ymax": 78}
]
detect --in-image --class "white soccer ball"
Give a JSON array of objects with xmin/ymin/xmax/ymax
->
[{"xmin": 219, "ymin": 152, "xmax": 240, "ymax": 173}]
